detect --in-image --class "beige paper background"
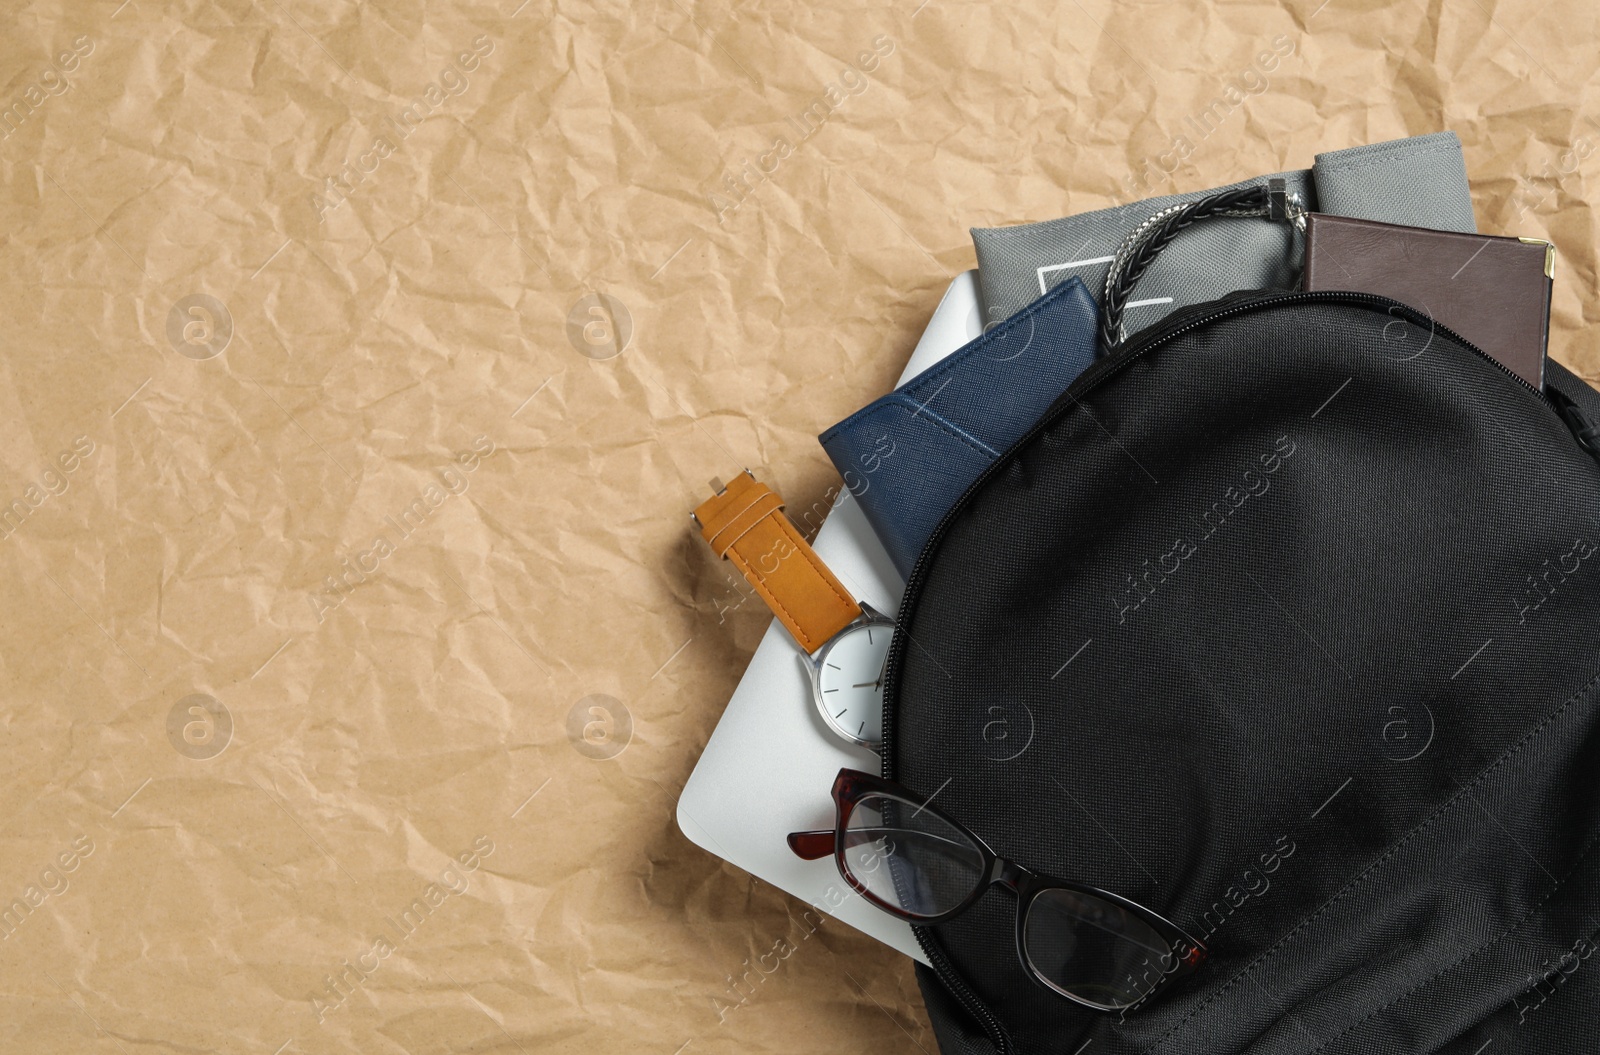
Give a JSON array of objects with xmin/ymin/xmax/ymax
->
[{"xmin": 0, "ymin": 1, "xmax": 1595, "ymax": 1052}]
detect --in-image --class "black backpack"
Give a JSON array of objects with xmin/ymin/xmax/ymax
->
[{"xmin": 884, "ymin": 287, "xmax": 1600, "ymax": 1054}]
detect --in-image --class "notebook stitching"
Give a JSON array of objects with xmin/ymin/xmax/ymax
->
[{"xmin": 1313, "ymin": 143, "xmax": 1456, "ymax": 176}]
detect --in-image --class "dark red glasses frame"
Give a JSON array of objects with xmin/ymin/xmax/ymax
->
[{"xmin": 787, "ymin": 768, "xmax": 1206, "ymax": 1013}]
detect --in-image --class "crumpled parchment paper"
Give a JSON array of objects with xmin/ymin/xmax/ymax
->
[{"xmin": 0, "ymin": 1, "xmax": 1594, "ymax": 1052}]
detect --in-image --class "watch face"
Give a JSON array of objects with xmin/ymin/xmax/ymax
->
[{"xmin": 815, "ymin": 622, "xmax": 894, "ymax": 747}]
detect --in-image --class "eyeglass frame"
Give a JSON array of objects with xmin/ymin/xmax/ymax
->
[{"xmin": 787, "ymin": 767, "xmax": 1206, "ymax": 1013}]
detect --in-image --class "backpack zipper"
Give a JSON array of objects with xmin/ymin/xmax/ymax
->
[
  {"xmin": 879, "ymin": 288, "xmax": 1558, "ymax": 1050},
  {"xmin": 911, "ymin": 923, "xmax": 1014, "ymax": 1053}
]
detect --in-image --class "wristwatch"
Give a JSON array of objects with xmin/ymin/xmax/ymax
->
[{"xmin": 693, "ymin": 471, "xmax": 895, "ymax": 750}]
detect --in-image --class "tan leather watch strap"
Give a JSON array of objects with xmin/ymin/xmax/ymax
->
[{"xmin": 693, "ymin": 471, "xmax": 860, "ymax": 653}]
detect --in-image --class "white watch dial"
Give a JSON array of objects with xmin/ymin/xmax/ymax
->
[{"xmin": 815, "ymin": 622, "xmax": 894, "ymax": 746}]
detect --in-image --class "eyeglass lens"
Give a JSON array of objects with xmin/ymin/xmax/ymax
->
[
  {"xmin": 1023, "ymin": 887, "xmax": 1177, "ymax": 1009},
  {"xmin": 840, "ymin": 792, "xmax": 986, "ymax": 918}
]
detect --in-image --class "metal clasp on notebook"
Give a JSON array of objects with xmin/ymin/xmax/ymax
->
[{"xmin": 1267, "ymin": 177, "xmax": 1308, "ymax": 231}]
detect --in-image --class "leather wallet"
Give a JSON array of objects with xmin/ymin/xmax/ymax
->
[
  {"xmin": 818, "ymin": 276, "xmax": 1098, "ymax": 579},
  {"xmin": 1302, "ymin": 212, "xmax": 1554, "ymax": 388}
]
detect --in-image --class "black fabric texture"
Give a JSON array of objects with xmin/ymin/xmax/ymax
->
[{"xmin": 884, "ymin": 292, "xmax": 1600, "ymax": 1055}]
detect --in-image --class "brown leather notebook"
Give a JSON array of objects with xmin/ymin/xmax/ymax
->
[{"xmin": 1302, "ymin": 213, "xmax": 1554, "ymax": 388}]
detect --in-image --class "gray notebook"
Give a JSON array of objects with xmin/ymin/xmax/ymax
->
[{"xmin": 971, "ymin": 131, "xmax": 1478, "ymax": 333}]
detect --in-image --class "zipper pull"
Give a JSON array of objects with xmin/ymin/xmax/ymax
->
[{"xmin": 1549, "ymin": 386, "xmax": 1600, "ymax": 466}]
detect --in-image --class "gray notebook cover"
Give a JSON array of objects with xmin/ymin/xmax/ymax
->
[{"xmin": 971, "ymin": 131, "xmax": 1478, "ymax": 333}]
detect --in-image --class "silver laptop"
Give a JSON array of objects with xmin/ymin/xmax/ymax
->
[{"xmin": 677, "ymin": 272, "xmax": 985, "ymax": 961}]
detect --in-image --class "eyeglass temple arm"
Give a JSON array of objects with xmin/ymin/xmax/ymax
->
[{"xmin": 786, "ymin": 830, "xmax": 835, "ymax": 860}]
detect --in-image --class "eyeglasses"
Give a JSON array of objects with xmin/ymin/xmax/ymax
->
[{"xmin": 787, "ymin": 769, "xmax": 1205, "ymax": 1013}]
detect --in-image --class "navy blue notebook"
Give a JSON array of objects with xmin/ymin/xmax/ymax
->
[{"xmin": 819, "ymin": 277, "xmax": 1099, "ymax": 578}]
